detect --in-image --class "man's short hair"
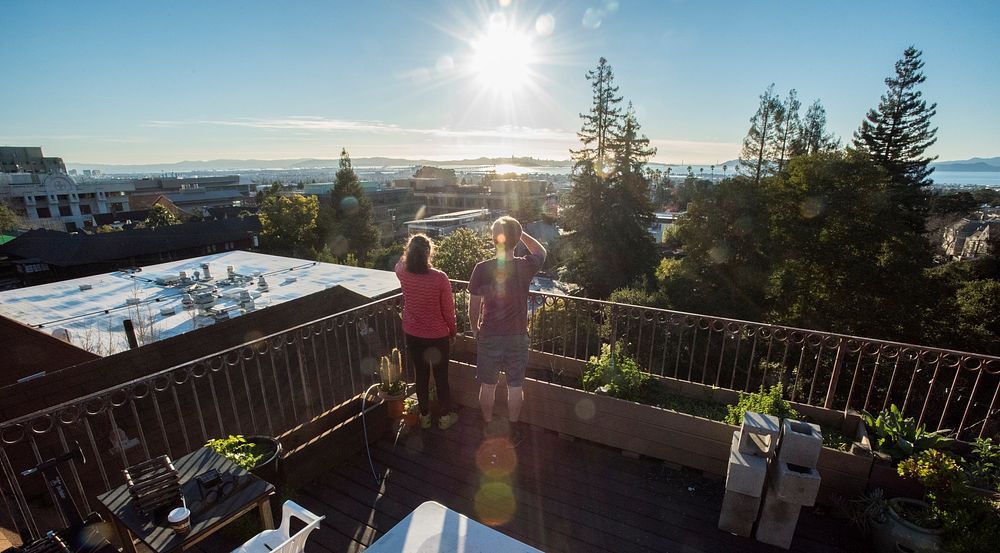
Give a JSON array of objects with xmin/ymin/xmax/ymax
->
[{"xmin": 491, "ymin": 216, "xmax": 522, "ymax": 251}]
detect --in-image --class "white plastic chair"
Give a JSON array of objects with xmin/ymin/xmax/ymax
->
[{"xmin": 232, "ymin": 500, "xmax": 324, "ymax": 553}]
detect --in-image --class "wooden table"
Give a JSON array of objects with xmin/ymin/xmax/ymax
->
[
  {"xmin": 97, "ymin": 447, "xmax": 275, "ymax": 553},
  {"xmin": 364, "ymin": 501, "xmax": 543, "ymax": 552}
]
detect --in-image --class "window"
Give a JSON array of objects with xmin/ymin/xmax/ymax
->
[
  {"xmin": 36, "ymin": 207, "xmax": 51, "ymax": 218},
  {"xmin": 65, "ymin": 222, "xmax": 78, "ymax": 232},
  {"xmin": 79, "ymin": 204, "xmax": 92, "ymax": 215},
  {"xmin": 59, "ymin": 205, "xmax": 72, "ymax": 216},
  {"xmin": 111, "ymin": 202, "xmax": 124, "ymax": 212}
]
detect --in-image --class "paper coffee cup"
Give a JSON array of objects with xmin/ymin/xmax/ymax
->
[{"xmin": 168, "ymin": 507, "xmax": 191, "ymax": 534}]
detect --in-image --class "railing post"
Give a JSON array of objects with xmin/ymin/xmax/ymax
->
[
  {"xmin": 609, "ymin": 304, "xmax": 618, "ymax": 370},
  {"xmin": 824, "ymin": 340, "xmax": 846, "ymax": 409}
]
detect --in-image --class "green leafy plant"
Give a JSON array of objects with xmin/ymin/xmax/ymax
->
[
  {"xmin": 205, "ymin": 435, "xmax": 267, "ymax": 471},
  {"xmin": 723, "ymin": 383, "xmax": 798, "ymax": 425},
  {"xmin": 403, "ymin": 397, "xmax": 419, "ymax": 415},
  {"xmin": 963, "ymin": 437, "xmax": 1000, "ymax": 491},
  {"xmin": 582, "ymin": 342, "xmax": 650, "ymax": 402},
  {"xmin": 897, "ymin": 449, "xmax": 1000, "ymax": 553},
  {"xmin": 378, "ymin": 348, "xmax": 407, "ymax": 397},
  {"xmin": 862, "ymin": 404, "xmax": 953, "ymax": 462}
]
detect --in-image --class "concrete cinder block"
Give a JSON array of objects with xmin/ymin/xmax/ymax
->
[
  {"xmin": 718, "ymin": 489, "xmax": 762, "ymax": 537},
  {"xmin": 755, "ymin": 484, "xmax": 802, "ymax": 550},
  {"xmin": 778, "ymin": 419, "xmax": 823, "ymax": 468},
  {"xmin": 726, "ymin": 431, "xmax": 768, "ymax": 497},
  {"xmin": 771, "ymin": 461, "xmax": 822, "ymax": 506},
  {"xmin": 739, "ymin": 411, "xmax": 780, "ymax": 457}
]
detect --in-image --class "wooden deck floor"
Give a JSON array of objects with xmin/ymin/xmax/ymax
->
[{"xmin": 264, "ymin": 405, "xmax": 864, "ymax": 553}]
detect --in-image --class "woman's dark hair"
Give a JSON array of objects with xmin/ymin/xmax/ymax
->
[{"xmin": 404, "ymin": 234, "xmax": 433, "ymax": 274}]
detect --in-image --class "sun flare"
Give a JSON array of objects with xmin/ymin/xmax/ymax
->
[{"xmin": 470, "ymin": 15, "xmax": 535, "ymax": 93}]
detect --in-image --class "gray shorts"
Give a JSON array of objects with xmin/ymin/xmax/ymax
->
[{"xmin": 476, "ymin": 334, "xmax": 530, "ymax": 387}]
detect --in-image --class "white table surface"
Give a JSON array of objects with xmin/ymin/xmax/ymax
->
[{"xmin": 364, "ymin": 501, "xmax": 544, "ymax": 553}]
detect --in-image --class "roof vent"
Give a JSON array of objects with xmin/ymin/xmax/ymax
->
[
  {"xmin": 160, "ymin": 306, "xmax": 176, "ymax": 317},
  {"xmin": 257, "ymin": 276, "xmax": 269, "ymax": 291},
  {"xmin": 79, "ymin": 284, "xmax": 93, "ymax": 291},
  {"xmin": 181, "ymin": 293, "xmax": 195, "ymax": 309},
  {"xmin": 284, "ymin": 276, "xmax": 297, "ymax": 284},
  {"xmin": 125, "ymin": 297, "xmax": 141, "ymax": 306},
  {"xmin": 227, "ymin": 265, "xmax": 236, "ymax": 278},
  {"xmin": 200, "ymin": 263, "xmax": 213, "ymax": 281}
]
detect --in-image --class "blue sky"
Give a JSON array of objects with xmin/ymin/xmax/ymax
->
[{"xmin": 2, "ymin": 0, "xmax": 998, "ymax": 164}]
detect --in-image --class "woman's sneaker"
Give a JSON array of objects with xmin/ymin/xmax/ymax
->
[
  {"xmin": 420, "ymin": 414, "xmax": 433, "ymax": 429},
  {"xmin": 438, "ymin": 412, "xmax": 459, "ymax": 430}
]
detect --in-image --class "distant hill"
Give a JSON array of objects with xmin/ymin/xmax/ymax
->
[
  {"xmin": 68, "ymin": 156, "xmax": 574, "ymax": 174},
  {"xmin": 933, "ymin": 157, "xmax": 1000, "ymax": 172}
]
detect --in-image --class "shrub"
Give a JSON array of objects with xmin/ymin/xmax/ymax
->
[
  {"xmin": 723, "ymin": 383, "xmax": 797, "ymax": 425},
  {"xmin": 964, "ymin": 437, "xmax": 1000, "ymax": 492},
  {"xmin": 582, "ymin": 342, "xmax": 650, "ymax": 402},
  {"xmin": 862, "ymin": 404, "xmax": 953, "ymax": 463}
]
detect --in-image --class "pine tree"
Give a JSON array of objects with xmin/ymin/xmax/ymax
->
[
  {"xmin": 604, "ymin": 103, "xmax": 658, "ymax": 290},
  {"xmin": 774, "ymin": 89, "xmax": 801, "ymax": 173},
  {"xmin": 792, "ymin": 100, "xmax": 839, "ymax": 156},
  {"xmin": 570, "ymin": 57, "xmax": 623, "ymax": 176},
  {"xmin": 328, "ymin": 149, "xmax": 379, "ymax": 261},
  {"xmin": 740, "ymin": 84, "xmax": 784, "ymax": 184},
  {"xmin": 853, "ymin": 46, "xmax": 938, "ymax": 232}
]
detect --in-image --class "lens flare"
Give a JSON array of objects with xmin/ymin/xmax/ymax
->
[{"xmin": 471, "ymin": 15, "xmax": 536, "ymax": 93}]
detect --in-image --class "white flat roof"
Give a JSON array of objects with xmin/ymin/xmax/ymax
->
[{"xmin": 0, "ymin": 251, "xmax": 400, "ymax": 357}]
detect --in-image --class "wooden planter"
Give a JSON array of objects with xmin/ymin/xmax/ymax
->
[{"xmin": 448, "ymin": 357, "xmax": 873, "ymax": 506}]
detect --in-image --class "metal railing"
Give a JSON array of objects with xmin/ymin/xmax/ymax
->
[
  {"xmin": 520, "ymin": 290, "xmax": 998, "ymax": 440},
  {"xmin": 3, "ymin": 283, "xmax": 998, "ymax": 542},
  {"xmin": 449, "ymin": 281, "xmax": 999, "ymax": 441},
  {"xmin": 0, "ymin": 294, "xmax": 405, "ymax": 542}
]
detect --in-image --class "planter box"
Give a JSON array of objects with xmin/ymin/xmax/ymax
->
[{"xmin": 447, "ymin": 360, "xmax": 872, "ymax": 505}]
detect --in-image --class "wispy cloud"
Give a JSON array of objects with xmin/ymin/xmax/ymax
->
[{"xmin": 143, "ymin": 117, "xmax": 577, "ymax": 142}]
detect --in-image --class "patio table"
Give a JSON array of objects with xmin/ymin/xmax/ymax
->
[
  {"xmin": 97, "ymin": 446, "xmax": 274, "ymax": 553},
  {"xmin": 365, "ymin": 500, "xmax": 543, "ymax": 553}
]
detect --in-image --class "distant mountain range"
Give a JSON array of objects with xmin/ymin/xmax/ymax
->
[
  {"xmin": 67, "ymin": 156, "xmax": 576, "ymax": 174},
  {"xmin": 66, "ymin": 155, "xmax": 999, "ymax": 175},
  {"xmin": 932, "ymin": 157, "xmax": 1000, "ymax": 172}
]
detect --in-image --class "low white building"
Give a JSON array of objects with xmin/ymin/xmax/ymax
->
[{"xmin": 649, "ymin": 211, "xmax": 684, "ymax": 243}]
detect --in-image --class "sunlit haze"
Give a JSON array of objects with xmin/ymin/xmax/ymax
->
[{"xmin": 1, "ymin": 0, "xmax": 998, "ymax": 165}]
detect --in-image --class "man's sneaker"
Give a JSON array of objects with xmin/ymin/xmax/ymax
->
[
  {"xmin": 438, "ymin": 412, "xmax": 459, "ymax": 430},
  {"xmin": 419, "ymin": 414, "xmax": 432, "ymax": 429}
]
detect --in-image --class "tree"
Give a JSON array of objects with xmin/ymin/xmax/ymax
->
[
  {"xmin": 433, "ymin": 228, "xmax": 493, "ymax": 281},
  {"xmin": 0, "ymin": 203, "xmax": 19, "ymax": 231},
  {"xmin": 774, "ymin": 89, "xmax": 801, "ymax": 173},
  {"xmin": 258, "ymin": 193, "xmax": 319, "ymax": 255},
  {"xmin": 740, "ymin": 84, "xmax": 784, "ymax": 184},
  {"xmin": 143, "ymin": 204, "xmax": 180, "ymax": 229},
  {"xmin": 570, "ymin": 57, "xmax": 623, "ymax": 175},
  {"xmin": 853, "ymin": 46, "xmax": 938, "ymax": 233},
  {"xmin": 792, "ymin": 100, "xmax": 838, "ymax": 156},
  {"xmin": 325, "ymin": 149, "xmax": 380, "ymax": 261},
  {"xmin": 603, "ymin": 103, "xmax": 658, "ymax": 289}
]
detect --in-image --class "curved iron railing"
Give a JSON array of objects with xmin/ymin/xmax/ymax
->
[
  {"xmin": 449, "ymin": 280, "xmax": 999, "ymax": 441},
  {"xmin": 0, "ymin": 294, "xmax": 405, "ymax": 542},
  {"xmin": 2, "ymin": 283, "xmax": 998, "ymax": 542}
]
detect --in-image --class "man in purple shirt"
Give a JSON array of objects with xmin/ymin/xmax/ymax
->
[{"xmin": 468, "ymin": 216, "xmax": 546, "ymax": 444}]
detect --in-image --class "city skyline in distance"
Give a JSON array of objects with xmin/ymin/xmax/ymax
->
[{"xmin": 2, "ymin": 0, "xmax": 999, "ymax": 165}]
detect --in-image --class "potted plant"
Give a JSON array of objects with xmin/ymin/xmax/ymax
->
[
  {"xmin": 863, "ymin": 404, "xmax": 953, "ymax": 498},
  {"xmin": 378, "ymin": 348, "xmax": 408, "ymax": 418},
  {"xmin": 205, "ymin": 434, "xmax": 282, "ymax": 484}
]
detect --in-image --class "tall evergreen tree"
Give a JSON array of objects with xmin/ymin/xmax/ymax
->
[
  {"xmin": 853, "ymin": 46, "xmax": 938, "ymax": 233},
  {"xmin": 740, "ymin": 84, "xmax": 784, "ymax": 184},
  {"xmin": 774, "ymin": 89, "xmax": 801, "ymax": 173},
  {"xmin": 792, "ymin": 100, "xmax": 839, "ymax": 156},
  {"xmin": 570, "ymin": 57, "xmax": 623, "ymax": 175},
  {"xmin": 328, "ymin": 149, "xmax": 379, "ymax": 261},
  {"xmin": 604, "ymin": 103, "xmax": 658, "ymax": 289}
]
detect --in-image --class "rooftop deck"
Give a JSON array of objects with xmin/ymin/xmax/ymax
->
[{"xmin": 210, "ymin": 406, "xmax": 858, "ymax": 553}]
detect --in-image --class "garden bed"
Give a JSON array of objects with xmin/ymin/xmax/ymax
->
[{"xmin": 447, "ymin": 353, "xmax": 873, "ymax": 506}]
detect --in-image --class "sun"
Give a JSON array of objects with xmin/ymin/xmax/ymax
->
[{"xmin": 470, "ymin": 14, "xmax": 536, "ymax": 93}]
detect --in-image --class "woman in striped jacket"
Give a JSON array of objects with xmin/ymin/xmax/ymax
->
[{"xmin": 394, "ymin": 234, "xmax": 459, "ymax": 430}]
